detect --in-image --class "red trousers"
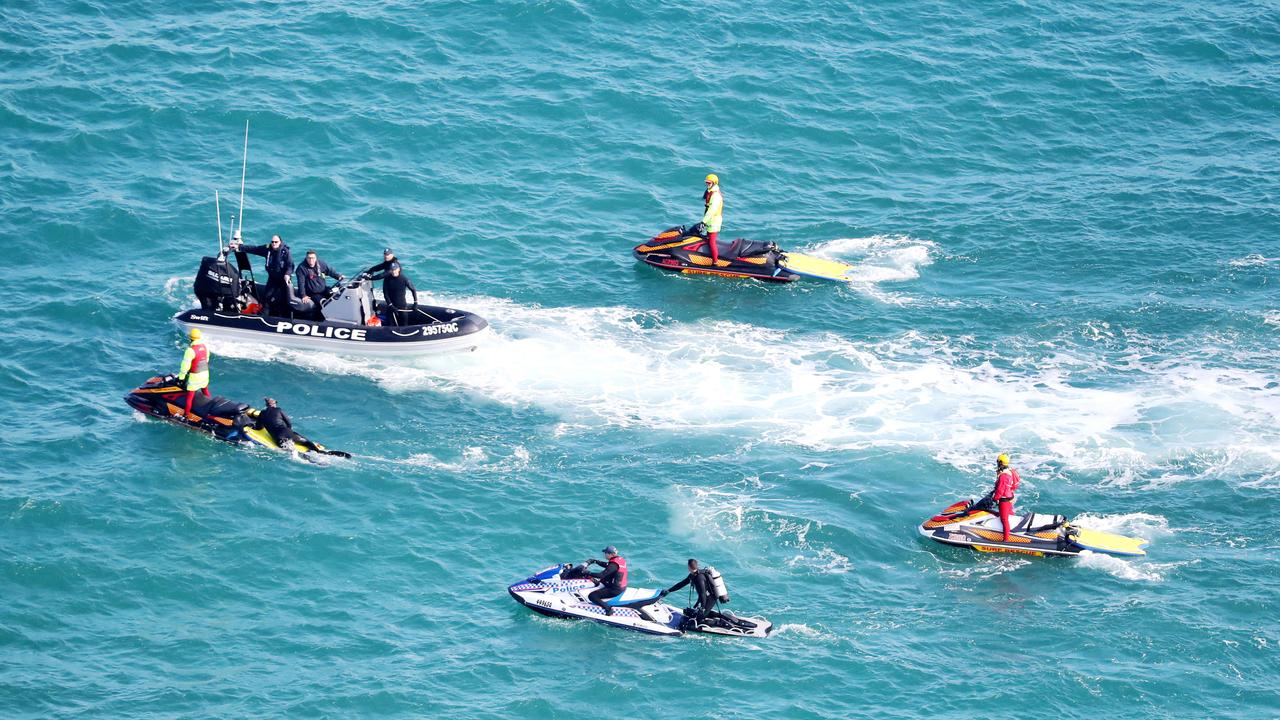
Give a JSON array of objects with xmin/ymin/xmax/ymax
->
[
  {"xmin": 999, "ymin": 499, "xmax": 1014, "ymax": 541},
  {"xmin": 707, "ymin": 231, "xmax": 720, "ymax": 263},
  {"xmin": 184, "ymin": 388, "xmax": 210, "ymax": 417}
]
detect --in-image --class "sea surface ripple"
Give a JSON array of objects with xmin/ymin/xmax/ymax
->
[{"xmin": 2, "ymin": 1, "xmax": 1278, "ymax": 717}]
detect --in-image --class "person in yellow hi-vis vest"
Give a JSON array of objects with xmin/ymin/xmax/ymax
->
[
  {"xmin": 698, "ymin": 173, "xmax": 724, "ymax": 263},
  {"xmin": 176, "ymin": 328, "xmax": 211, "ymax": 419}
]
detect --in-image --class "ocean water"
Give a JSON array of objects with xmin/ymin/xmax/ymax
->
[{"xmin": 2, "ymin": 0, "xmax": 1278, "ymax": 717}]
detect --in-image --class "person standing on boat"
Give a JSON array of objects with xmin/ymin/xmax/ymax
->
[
  {"xmin": 232, "ymin": 233, "xmax": 294, "ymax": 316},
  {"xmin": 175, "ymin": 328, "xmax": 210, "ymax": 420},
  {"xmin": 295, "ymin": 250, "xmax": 343, "ymax": 320},
  {"xmin": 992, "ymin": 453, "xmax": 1022, "ymax": 542},
  {"xmin": 698, "ymin": 173, "xmax": 724, "ymax": 263},
  {"xmin": 380, "ymin": 263, "xmax": 419, "ymax": 326},
  {"xmin": 363, "ymin": 248, "xmax": 400, "ymax": 280}
]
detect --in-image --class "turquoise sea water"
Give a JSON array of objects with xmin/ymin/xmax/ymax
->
[{"xmin": 3, "ymin": 1, "xmax": 1278, "ymax": 717}]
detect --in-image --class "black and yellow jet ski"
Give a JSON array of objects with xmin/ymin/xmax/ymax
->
[
  {"xmin": 919, "ymin": 498, "xmax": 1148, "ymax": 558},
  {"xmin": 634, "ymin": 225, "xmax": 857, "ymax": 282},
  {"xmin": 124, "ymin": 374, "xmax": 351, "ymax": 458}
]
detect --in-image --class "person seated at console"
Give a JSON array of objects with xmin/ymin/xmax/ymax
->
[{"xmin": 294, "ymin": 250, "xmax": 343, "ymax": 321}]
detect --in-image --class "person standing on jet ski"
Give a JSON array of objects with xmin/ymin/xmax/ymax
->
[
  {"xmin": 992, "ymin": 453, "xmax": 1022, "ymax": 542},
  {"xmin": 231, "ymin": 233, "xmax": 293, "ymax": 316},
  {"xmin": 697, "ymin": 173, "xmax": 724, "ymax": 264},
  {"xmin": 295, "ymin": 250, "xmax": 343, "ymax": 320},
  {"xmin": 663, "ymin": 558, "xmax": 720, "ymax": 622},
  {"xmin": 585, "ymin": 546, "xmax": 627, "ymax": 616},
  {"xmin": 175, "ymin": 328, "xmax": 210, "ymax": 420}
]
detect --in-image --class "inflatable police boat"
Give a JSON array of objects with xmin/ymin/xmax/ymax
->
[
  {"xmin": 175, "ymin": 252, "xmax": 489, "ymax": 357},
  {"xmin": 919, "ymin": 499, "xmax": 1149, "ymax": 558},
  {"xmin": 509, "ymin": 563, "xmax": 772, "ymax": 638}
]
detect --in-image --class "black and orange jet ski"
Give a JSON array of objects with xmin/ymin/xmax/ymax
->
[
  {"xmin": 124, "ymin": 374, "xmax": 351, "ymax": 458},
  {"xmin": 634, "ymin": 225, "xmax": 857, "ymax": 282},
  {"xmin": 919, "ymin": 498, "xmax": 1148, "ymax": 558}
]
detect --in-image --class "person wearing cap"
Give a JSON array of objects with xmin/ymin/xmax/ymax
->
[
  {"xmin": 231, "ymin": 233, "xmax": 294, "ymax": 316},
  {"xmin": 697, "ymin": 173, "xmax": 724, "ymax": 263},
  {"xmin": 294, "ymin": 249, "xmax": 343, "ymax": 320},
  {"xmin": 253, "ymin": 397, "xmax": 303, "ymax": 451},
  {"xmin": 585, "ymin": 546, "xmax": 628, "ymax": 616},
  {"xmin": 175, "ymin": 328, "xmax": 210, "ymax": 420},
  {"xmin": 380, "ymin": 262, "xmax": 419, "ymax": 326},
  {"xmin": 991, "ymin": 453, "xmax": 1022, "ymax": 542},
  {"xmin": 362, "ymin": 248, "xmax": 400, "ymax": 281}
]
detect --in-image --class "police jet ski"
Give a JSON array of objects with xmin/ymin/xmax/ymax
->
[
  {"xmin": 919, "ymin": 499, "xmax": 1149, "ymax": 558},
  {"xmin": 125, "ymin": 374, "xmax": 351, "ymax": 459},
  {"xmin": 174, "ymin": 252, "xmax": 489, "ymax": 357},
  {"xmin": 634, "ymin": 224, "xmax": 858, "ymax": 283},
  {"xmin": 508, "ymin": 563, "xmax": 772, "ymax": 638}
]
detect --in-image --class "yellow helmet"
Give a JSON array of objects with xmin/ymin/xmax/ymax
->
[
  {"xmin": 996, "ymin": 453, "xmax": 1010, "ymax": 468},
  {"xmin": 189, "ymin": 328, "xmax": 203, "ymax": 341},
  {"xmin": 705, "ymin": 173, "xmax": 719, "ymax": 185}
]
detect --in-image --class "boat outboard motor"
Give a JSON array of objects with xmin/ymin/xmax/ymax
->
[
  {"xmin": 706, "ymin": 566, "xmax": 730, "ymax": 604},
  {"xmin": 194, "ymin": 255, "xmax": 241, "ymax": 311}
]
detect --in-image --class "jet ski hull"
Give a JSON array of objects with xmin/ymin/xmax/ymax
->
[
  {"xmin": 174, "ymin": 306, "xmax": 488, "ymax": 358},
  {"xmin": 509, "ymin": 564, "xmax": 772, "ymax": 638},
  {"xmin": 124, "ymin": 375, "xmax": 350, "ymax": 458},
  {"xmin": 919, "ymin": 499, "xmax": 1148, "ymax": 558},
  {"xmin": 634, "ymin": 226, "xmax": 856, "ymax": 283}
]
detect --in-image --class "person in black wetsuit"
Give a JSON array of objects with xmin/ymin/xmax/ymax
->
[
  {"xmin": 380, "ymin": 262, "xmax": 418, "ymax": 326},
  {"xmin": 585, "ymin": 545, "xmax": 627, "ymax": 616},
  {"xmin": 363, "ymin": 248, "xmax": 399, "ymax": 280},
  {"xmin": 664, "ymin": 558, "xmax": 721, "ymax": 623},
  {"xmin": 253, "ymin": 397, "xmax": 305, "ymax": 451}
]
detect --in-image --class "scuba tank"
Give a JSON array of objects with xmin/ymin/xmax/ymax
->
[{"xmin": 706, "ymin": 566, "xmax": 730, "ymax": 604}]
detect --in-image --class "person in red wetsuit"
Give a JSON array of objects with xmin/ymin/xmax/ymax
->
[
  {"xmin": 993, "ymin": 453, "xmax": 1021, "ymax": 541},
  {"xmin": 175, "ymin": 328, "xmax": 211, "ymax": 420},
  {"xmin": 698, "ymin": 173, "xmax": 724, "ymax": 263}
]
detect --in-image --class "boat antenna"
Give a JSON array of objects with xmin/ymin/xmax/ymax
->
[
  {"xmin": 215, "ymin": 190, "xmax": 224, "ymax": 257},
  {"xmin": 236, "ymin": 120, "xmax": 249, "ymax": 242}
]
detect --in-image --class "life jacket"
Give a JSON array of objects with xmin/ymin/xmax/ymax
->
[
  {"xmin": 994, "ymin": 468, "xmax": 1020, "ymax": 502},
  {"xmin": 610, "ymin": 555, "xmax": 628, "ymax": 588},
  {"xmin": 189, "ymin": 341, "xmax": 208, "ymax": 374},
  {"xmin": 702, "ymin": 185, "xmax": 724, "ymax": 232}
]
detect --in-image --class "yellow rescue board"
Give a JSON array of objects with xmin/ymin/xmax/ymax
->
[
  {"xmin": 779, "ymin": 252, "xmax": 856, "ymax": 282},
  {"xmin": 243, "ymin": 426, "xmax": 307, "ymax": 453},
  {"xmin": 1073, "ymin": 527, "xmax": 1148, "ymax": 557}
]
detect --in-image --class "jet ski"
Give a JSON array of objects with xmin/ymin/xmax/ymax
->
[
  {"xmin": 508, "ymin": 563, "xmax": 772, "ymax": 638},
  {"xmin": 919, "ymin": 499, "xmax": 1149, "ymax": 558},
  {"xmin": 175, "ymin": 252, "xmax": 489, "ymax": 357},
  {"xmin": 124, "ymin": 374, "xmax": 351, "ymax": 459},
  {"xmin": 634, "ymin": 225, "xmax": 858, "ymax": 283}
]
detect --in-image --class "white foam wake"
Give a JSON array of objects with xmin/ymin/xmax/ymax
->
[
  {"xmin": 180, "ymin": 278, "xmax": 1280, "ymax": 486},
  {"xmin": 800, "ymin": 235, "xmax": 937, "ymax": 303},
  {"xmin": 667, "ymin": 478, "xmax": 851, "ymax": 575}
]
